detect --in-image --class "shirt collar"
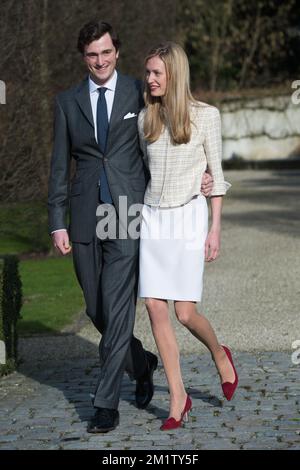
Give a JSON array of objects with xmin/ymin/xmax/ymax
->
[{"xmin": 89, "ymin": 70, "xmax": 118, "ymax": 93}]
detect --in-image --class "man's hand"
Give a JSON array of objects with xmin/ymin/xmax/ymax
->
[
  {"xmin": 52, "ymin": 230, "xmax": 72, "ymax": 255},
  {"xmin": 201, "ymin": 171, "xmax": 213, "ymax": 197}
]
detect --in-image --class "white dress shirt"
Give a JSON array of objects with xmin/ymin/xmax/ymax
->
[
  {"xmin": 88, "ymin": 70, "xmax": 117, "ymax": 141},
  {"xmin": 52, "ymin": 71, "xmax": 118, "ymax": 234}
]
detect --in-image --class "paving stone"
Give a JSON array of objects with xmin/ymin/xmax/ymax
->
[{"xmin": 1, "ymin": 348, "xmax": 300, "ymax": 450}]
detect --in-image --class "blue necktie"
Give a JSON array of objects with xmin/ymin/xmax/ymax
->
[{"xmin": 97, "ymin": 87, "xmax": 113, "ymax": 204}]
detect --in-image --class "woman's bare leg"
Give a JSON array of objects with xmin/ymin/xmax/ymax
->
[
  {"xmin": 145, "ymin": 298, "xmax": 187, "ymax": 420},
  {"xmin": 174, "ymin": 301, "xmax": 235, "ymax": 384}
]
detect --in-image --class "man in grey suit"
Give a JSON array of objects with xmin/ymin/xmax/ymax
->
[
  {"xmin": 48, "ymin": 20, "xmax": 212, "ymax": 433},
  {"xmin": 48, "ymin": 21, "xmax": 160, "ymax": 433}
]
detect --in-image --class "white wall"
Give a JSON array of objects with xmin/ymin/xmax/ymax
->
[{"xmin": 220, "ymin": 95, "xmax": 300, "ymax": 160}]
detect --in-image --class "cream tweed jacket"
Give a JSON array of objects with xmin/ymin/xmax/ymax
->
[{"xmin": 138, "ymin": 102, "xmax": 231, "ymax": 207}]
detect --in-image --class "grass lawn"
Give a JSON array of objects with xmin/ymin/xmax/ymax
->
[
  {"xmin": 0, "ymin": 202, "xmax": 84, "ymax": 336},
  {"xmin": 0, "ymin": 201, "xmax": 50, "ymax": 255},
  {"xmin": 19, "ymin": 255, "xmax": 84, "ymax": 336}
]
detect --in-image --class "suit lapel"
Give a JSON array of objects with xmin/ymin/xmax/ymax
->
[
  {"xmin": 74, "ymin": 74, "xmax": 129, "ymax": 152},
  {"xmin": 75, "ymin": 77, "xmax": 94, "ymax": 129}
]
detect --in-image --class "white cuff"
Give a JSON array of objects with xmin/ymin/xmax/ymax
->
[{"xmin": 51, "ymin": 229, "xmax": 67, "ymax": 234}]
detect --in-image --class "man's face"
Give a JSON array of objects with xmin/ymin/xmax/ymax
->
[
  {"xmin": 83, "ymin": 33, "xmax": 119, "ymax": 85},
  {"xmin": 146, "ymin": 55, "xmax": 167, "ymax": 97}
]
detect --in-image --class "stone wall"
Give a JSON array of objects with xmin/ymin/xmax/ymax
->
[{"xmin": 220, "ymin": 95, "xmax": 300, "ymax": 161}]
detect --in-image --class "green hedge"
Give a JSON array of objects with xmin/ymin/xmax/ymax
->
[{"xmin": 0, "ymin": 255, "xmax": 22, "ymax": 376}]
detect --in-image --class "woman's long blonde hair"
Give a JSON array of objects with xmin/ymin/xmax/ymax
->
[{"xmin": 143, "ymin": 42, "xmax": 196, "ymax": 145}]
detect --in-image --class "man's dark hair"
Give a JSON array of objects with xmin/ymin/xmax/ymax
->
[{"xmin": 77, "ymin": 21, "xmax": 121, "ymax": 54}]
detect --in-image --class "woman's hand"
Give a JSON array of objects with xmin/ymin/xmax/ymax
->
[{"xmin": 205, "ymin": 228, "xmax": 220, "ymax": 262}]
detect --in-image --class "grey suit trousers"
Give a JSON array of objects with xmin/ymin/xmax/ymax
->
[{"xmin": 72, "ymin": 234, "xmax": 148, "ymax": 409}]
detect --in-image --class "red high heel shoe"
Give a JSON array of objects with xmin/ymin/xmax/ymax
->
[
  {"xmin": 221, "ymin": 345, "xmax": 238, "ymax": 401},
  {"xmin": 160, "ymin": 395, "xmax": 192, "ymax": 431}
]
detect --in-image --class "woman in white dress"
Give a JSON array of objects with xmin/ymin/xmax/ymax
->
[{"xmin": 138, "ymin": 42, "xmax": 238, "ymax": 431}]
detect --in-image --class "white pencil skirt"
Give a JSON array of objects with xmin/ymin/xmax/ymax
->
[{"xmin": 138, "ymin": 195, "xmax": 208, "ymax": 301}]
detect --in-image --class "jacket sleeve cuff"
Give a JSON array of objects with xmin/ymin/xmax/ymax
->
[{"xmin": 210, "ymin": 180, "xmax": 232, "ymax": 197}]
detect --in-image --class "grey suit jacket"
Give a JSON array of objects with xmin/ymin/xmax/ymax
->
[{"xmin": 48, "ymin": 73, "xmax": 147, "ymax": 243}]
